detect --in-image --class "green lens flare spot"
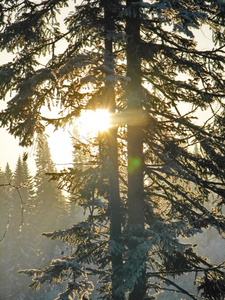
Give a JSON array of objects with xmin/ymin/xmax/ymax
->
[
  {"xmin": 133, "ymin": 158, "xmax": 141, "ymax": 167},
  {"xmin": 128, "ymin": 157, "xmax": 141, "ymax": 173}
]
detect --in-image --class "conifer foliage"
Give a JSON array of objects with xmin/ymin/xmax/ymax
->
[
  {"xmin": 0, "ymin": 139, "xmax": 78, "ymax": 299},
  {"xmin": 35, "ymin": 136, "xmax": 67, "ymax": 232},
  {"xmin": 1, "ymin": 0, "xmax": 225, "ymax": 299}
]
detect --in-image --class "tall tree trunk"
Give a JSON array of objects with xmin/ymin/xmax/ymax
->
[
  {"xmin": 103, "ymin": 1, "xmax": 124, "ymax": 299},
  {"xmin": 126, "ymin": 0, "xmax": 146, "ymax": 299}
]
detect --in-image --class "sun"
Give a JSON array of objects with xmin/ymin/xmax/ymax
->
[
  {"xmin": 41, "ymin": 107, "xmax": 111, "ymax": 169},
  {"xmin": 78, "ymin": 109, "xmax": 111, "ymax": 136}
]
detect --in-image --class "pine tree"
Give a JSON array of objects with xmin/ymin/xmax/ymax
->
[
  {"xmin": 101, "ymin": 2, "xmax": 124, "ymax": 299},
  {"xmin": 0, "ymin": 166, "xmax": 11, "ymax": 240},
  {"xmin": 1, "ymin": 1, "xmax": 225, "ymax": 299},
  {"xmin": 4, "ymin": 162, "xmax": 12, "ymax": 182},
  {"xmin": 0, "ymin": 163, "xmax": 13, "ymax": 236},
  {"xmin": 0, "ymin": 158, "xmax": 38, "ymax": 300},
  {"xmin": 35, "ymin": 137, "xmax": 62, "ymax": 226},
  {"xmin": 34, "ymin": 136, "xmax": 73, "ymax": 233},
  {"xmin": 11, "ymin": 156, "xmax": 35, "ymax": 231},
  {"xmin": 125, "ymin": 1, "xmax": 146, "ymax": 298},
  {"xmin": 0, "ymin": 150, "xmax": 72, "ymax": 299},
  {"xmin": 13, "ymin": 156, "xmax": 29, "ymax": 202}
]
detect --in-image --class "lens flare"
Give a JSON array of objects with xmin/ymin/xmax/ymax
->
[{"xmin": 78, "ymin": 109, "xmax": 111, "ymax": 135}]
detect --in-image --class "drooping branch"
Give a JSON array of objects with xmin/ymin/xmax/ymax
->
[{"xmin": 0, "ymin": 213, "xmax": 11, "ymax": 243}]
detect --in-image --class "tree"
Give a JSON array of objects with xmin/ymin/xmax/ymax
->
[
  {"xmin": 13, "ymin": 156, "xmax": 29, "ymax": 202},
  {"xmin": 0, "ymin": 143, "xmax": 78, "ymax": 300},
  {"xmin": 125, "ymin": 1, "xmax": 146, "ymax": 299},
  {"xmin": 34, "ymin": 136, "xmax": 66, "ymax": 230},
  {"xmin": 11, "ymin": 156, "xmax": 35, "ymax": 231},
  {"xmin": 0, "ymin": 165, "xmax": 12, "ymax": 242},
  {"xmin": 102, "ymin": 2, "xmax": 124, "ymax": 299},
  {"xmin": 35, "ymin": 135, "xmax": 83, "ymax": 233},
  {"xmin": 1, "ymin": 0, "xmax": 225, "ymax": 299},
  {"xmin": 0, "ymin": 157, "xmax": 38, "ymax": 300},
  {"xmin": 0, "ymin": 163, "xmax": 13, "ymax": 234},
  {"xmin": 4, "ymin": 162, "xmax": 13, "ymax": 182}
]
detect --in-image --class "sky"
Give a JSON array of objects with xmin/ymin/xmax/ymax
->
[
  {"xmin": 0, "ymin": 104, "xmax": 74, "ymax": 174},
  {"xmin": 0, "ymin": 83, "xmax": 74, "ymax": 173}
]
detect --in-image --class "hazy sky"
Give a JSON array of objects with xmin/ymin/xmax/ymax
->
[
  {"xmin": 0, "ymin": 103, "xmax": 73, "ymax": 174},
  {"xmin": 0, "ymin": 87, "xmax": 73, "ymax": 173}
]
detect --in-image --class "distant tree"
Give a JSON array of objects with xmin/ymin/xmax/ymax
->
[
  {"xmin": 0, "ymin": 166, "xmax": 11, "ymax": 240},
  {"xmin": 0, "ymin": 143, "xmax": 78, "ymax": 300},
  {"xmin": 1, "ymin": 0, "xmax": 225, "ymax": 299},
  {"xmin": 4, "ymin": 162, "xmax": 12, "ymax": 182},
  {"xmin": 34, "ymin": 136, "xmax": 80, "ymax": 236},
  {"xmin": 34, "ymin": 136, "xmax": 66, "ymax": 231},
  {"xmin": 12, "ymin": 156, "xmax": 35, "ymax": 206},
  {"xmin": 0, "ymin": 158, "xmax": 37, "ymax": 300},
  {"xmin": 71, "ymin": 128, "xmax": 90, "ymax": 170},
  {"xmin": 0, "ymin": 163, "xmax": 13, "ymax": 235}
]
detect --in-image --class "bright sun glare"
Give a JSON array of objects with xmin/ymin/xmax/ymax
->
[
  {"xmin": 78, "ymin": 109, "xmax": 111, "ymax": 136},
  {"xmin": 43, "ymin": 108, "xmax": 110, "ymax": 169}
]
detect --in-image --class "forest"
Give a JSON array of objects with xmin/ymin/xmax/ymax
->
[
  {"xmin": 1, "ymin": 0, "xmax": 225, "ymax": 299},
  {"xmin": 0, "ymin": 138, "xmax": 83, "ymax": 299}
]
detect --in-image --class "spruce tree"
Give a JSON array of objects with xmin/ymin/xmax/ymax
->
[
  {"xmin": 0, "ymin": 163, "xmax": 13, "ymax": 236},
  {"xmin": 34, "ymin": 135, "xmax": 75, "ymax": 233},
  {"xmin": 13, "ymin": 156, "xmax": 29, "ymax": 203},
  {"xmin": 35, "ymin": 136, "xmax": 64, "ymax": 229},
  {"xmin": 4, "ymin": 162, "xmax": 12, "ymax": 182},
  {"xmin": 1, "ymin": 1, "xmax": 225, "ymax": 299},
  {"xmin": 0, "ymin": 166, "xmax": 11, "ymax": 240},
  {"xmin": 102, "ymin": 2, "xmax": 124, "ymax": 299},
  {"xmin": 0, "ymin": 166, "xmax": 11, "ymax": 297},
  {"xmin": 0, "ymin": 158, "xmax": 38, "ymax": 300},
  {"xmin": 0, "ymin": 151, "xmax": 70, "ymax": 299}
]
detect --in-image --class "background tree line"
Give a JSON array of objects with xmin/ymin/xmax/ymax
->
[{"xmin": 0, "ymin": 137, "xmax": 82, "ymax": 300}]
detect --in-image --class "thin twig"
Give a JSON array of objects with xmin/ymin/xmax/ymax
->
[
  {"xmin": 0, "ymin": 183, "xmax": 25, "ymax": 234},
  {"xmin": 0, "ymin": 214, "xmax": 11, "ymax": 243}
]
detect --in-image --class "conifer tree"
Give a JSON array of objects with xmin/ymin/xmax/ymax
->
[
  {"xmin": 0, "ymin": 166, "xmax": 12, "ymax": 297},
  {"xmin": 13, "ymin": 156, "xmax": 29, "ymax": 202},
  {"xmin": 34, "ymin": 136, "xmax": 72, "ymax": 232},
  {"xmin": 0, "ymin": 166, "xmax": 10, "ymax": 239},
  {"xmin": 101, "ymin": 1, "xmax": 124, "ymax": 299},
  {"xmin": 124, "ymin": 1, "xmax": 146, "ymax": 299},
  {"xmin": 35, "ymin": 137, "xmax": 62, "ymax": 219},
  {"xmin": 0, "ymin": 163, "xmax": 13, "ymax": 237},
  {"xmin": 0, "ymin": 157, "xmax": 37, "ymax": 300},
  {"xmin": 0, "ymin": 151, "xmax": 69, "ymax": 299},
  {"xmin": 4, "ymin": 162, "xmax": 12, "ymax": 182},
  {"xmin": 1, "ymin": 1, "xmax": 225, "ymax": 299}
]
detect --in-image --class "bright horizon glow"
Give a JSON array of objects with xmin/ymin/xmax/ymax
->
[{"xmin": 77, "ymin": 109, "xmax": 111, "ymax": 136}]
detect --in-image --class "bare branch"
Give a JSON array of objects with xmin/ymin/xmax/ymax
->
[{"xmin": 0, "ymin": 214, "xmax": 11, "ymax": 243}]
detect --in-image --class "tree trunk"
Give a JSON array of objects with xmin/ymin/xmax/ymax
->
[
  {"xmin": 103, "ymin": 1, "xmax": 124, "ymax": 299},
  {"xmin": 126, "ymin": 0, "xmax": 146, "ymax": 299}
]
